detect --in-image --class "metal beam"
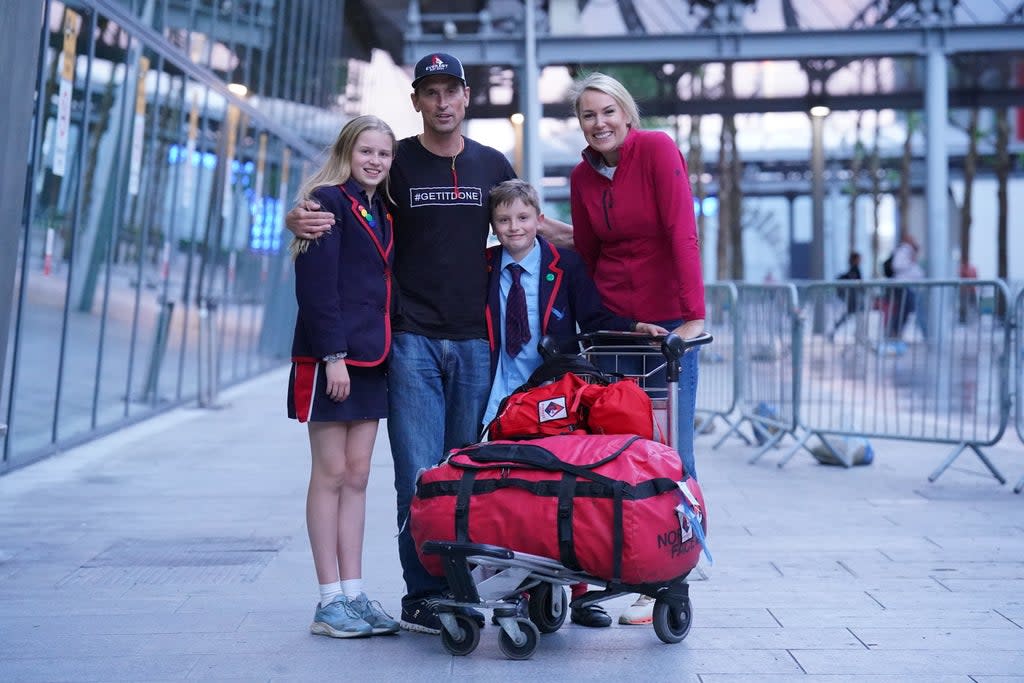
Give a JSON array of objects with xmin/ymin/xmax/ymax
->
[
  {"xmin": 88, "ymin": 0, "xmax": 320, "ymax": 160},
  {"xmin": 464, "ymin": 86, "xmax": 1024, "ymax": 120},
  {"xmin": 406, "ymin": 23, "xmax": 1024, "ymax": 65}
]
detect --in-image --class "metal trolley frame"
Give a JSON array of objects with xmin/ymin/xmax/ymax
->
[{"xmin": 421, "ymin": 331, "xmax": 712, "ymax": 659}]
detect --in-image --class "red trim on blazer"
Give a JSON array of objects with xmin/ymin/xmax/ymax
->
[
  {"xmin": 338, "ymin": 185, "xmax": 394, "ymax": 367},
  {"xmin": 540, "ymin": 241, "xmax": 563, "ymax": 335}
]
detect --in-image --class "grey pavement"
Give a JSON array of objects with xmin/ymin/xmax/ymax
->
[{"xmin": 1, "ymin": 366, "xmax": 1023, "ymax": 682}]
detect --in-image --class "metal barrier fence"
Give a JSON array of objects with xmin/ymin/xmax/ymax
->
[
  {"xmin": 1015, "ymin": 289, "xmax": 1024, "ymax": 494},
  {"xmin": 696, "ymin": 282, "xmax": 739, "ymax": 434},
  {"xmin": 779, "ymin": 280, "xmax": 1010, "ymax": 482},
  {"xmin": 709, "ymin": 283, "xmax": 802, "ymax": 463}
]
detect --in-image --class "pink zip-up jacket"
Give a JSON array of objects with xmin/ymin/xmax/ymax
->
[{"xmin": 569, "ymin": 127, "xmax": 705, "ymax": 323}]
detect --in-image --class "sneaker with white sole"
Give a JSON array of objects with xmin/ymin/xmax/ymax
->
[
  {"xmin": 618, "ymin": 594, "xmax": 654, "ymax": 625},
  {"xmin": 310, "ymin": 596, "xmax": 373, "ymax": 638},
  {"xmin": 350, "ymin": 592, "xmax": 400, "ymax": 635}
]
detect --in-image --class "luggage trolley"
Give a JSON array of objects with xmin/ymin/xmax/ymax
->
[{"xmin": 421, "ymin": 331, "xmax": 713, "ymax": 659}]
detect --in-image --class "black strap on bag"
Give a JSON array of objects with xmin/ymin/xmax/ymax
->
[
  {"xmin": 454, "ymin": 470, "xmax": 476, "ymax": 542},
  {"xmin": 557, "ymin": 473, "xmax": 581, "ymax": 570}
]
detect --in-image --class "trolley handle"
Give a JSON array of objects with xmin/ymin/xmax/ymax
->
[
  {"xmin": 536, "ymin": 331, "xmax": 713, "ymax": 362},
  {"xmin": 577, "ymin": 330, "xmax": 713, "ymax": 360}
]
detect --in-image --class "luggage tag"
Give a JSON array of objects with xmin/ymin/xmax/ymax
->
[{"xmin": 676, "ymin": 481, "xmax": 713, "ymax": 564}]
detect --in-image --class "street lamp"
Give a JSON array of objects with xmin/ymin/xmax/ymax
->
[{"xmin": 510, "ymin": 112, "xmax": 524, "ymax": 177}]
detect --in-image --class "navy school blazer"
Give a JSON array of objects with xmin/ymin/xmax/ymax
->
[
  {"xmin": 291, "ymin": 179, "xmax": 394, "ymax": 367},
  {"xmin": 484, "ymin": 236, "xmax": 633, "ymax": 376}
]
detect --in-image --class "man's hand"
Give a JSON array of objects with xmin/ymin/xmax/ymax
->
[
  {"xmin": 538, "ymin": 216, "xmax": 574, "ymax": 250},
  {"xmin": 285, "ymin": 199, "xmax": 335, "ymax": 239}
]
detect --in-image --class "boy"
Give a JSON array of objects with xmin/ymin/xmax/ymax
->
[{"xmin": 481, "ymin": 179, "xmax": 666, "ymax": 628}]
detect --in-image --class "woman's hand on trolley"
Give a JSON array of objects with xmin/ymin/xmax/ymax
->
[
  {"xmin": 634, "ymin": 322, "xmax": 669, "ymax": 337},
  {"xmin": 673, "ymin": 319, "xmax": 706, "ymax": 341}
]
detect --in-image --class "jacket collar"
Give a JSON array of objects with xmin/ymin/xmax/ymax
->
[{"xmin": 581, "ymin": 126, "xmax": 639, "ymax": 172}]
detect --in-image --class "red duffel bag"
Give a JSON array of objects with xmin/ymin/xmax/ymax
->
[{"xmin": 410, "ymin": 434, "xmax": 707, "ymax": 586}]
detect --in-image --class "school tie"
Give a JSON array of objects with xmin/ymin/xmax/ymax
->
[{"xmin": 505, "ymin": 263, "xmax": 530, "ymax": 358}]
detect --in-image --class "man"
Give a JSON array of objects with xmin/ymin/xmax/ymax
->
[{"xmin": 285, "ymin": 53, "xmax": 570, "ymax": 634}]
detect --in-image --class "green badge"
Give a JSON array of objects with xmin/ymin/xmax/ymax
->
[{"xmin": 546, "ymin": 273, "xmax": 555, "ymax": 281}]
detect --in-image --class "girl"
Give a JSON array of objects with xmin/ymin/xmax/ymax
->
[{"xmin": 287, "ymin": 115, "xmax": 399, "ymax": 638}]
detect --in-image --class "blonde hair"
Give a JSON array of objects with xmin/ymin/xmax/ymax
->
[
  {"xmin": 290, "ymin": 115, "xmax": 396, "ymax": 257},
  {"xmin": 489, "ymin": 179, "xmax": 542, "ymax": 217},
  {"xmin": 568, "ymin": 72, "xmax": 641, "ymax": 130}
]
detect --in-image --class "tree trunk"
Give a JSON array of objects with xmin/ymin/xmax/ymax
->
[
  {"xmin": 994, "ymin": 107, "xmax": 1009, "ymax": 283},
  {"xmin": 869, "ymin": 108, "xmax": 882, "ymax": 277},
  {"xmin": 959, "ymin": 107, "xmax": 979, "ymax": 269},
  {"xmin": 686, "ymin": 70, "xmax": 706, "ymax": 271},
  {"xmin": 727, "ymin": 113, "xmax": 744, "ymax": 280},
  {"xmin": 898, "ymin": 112, "xmax": 915, "ymax": 244},
  {"xmin": 848, "ymin": 110, "xmax": 864, "ymax": 257}
]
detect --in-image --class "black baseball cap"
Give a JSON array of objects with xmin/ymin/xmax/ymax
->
[{"xmin": 411, "ymin": 53, "xmax": 467, "ymax": 89}]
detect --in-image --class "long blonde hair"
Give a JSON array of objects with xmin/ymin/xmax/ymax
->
[
  {"xmin": 568, "ymin": 72, "xmax": 642, "ymax": 130},
  {"xmin": 290, "ymin": 115, "xmax": 396, "ymax": 257}
]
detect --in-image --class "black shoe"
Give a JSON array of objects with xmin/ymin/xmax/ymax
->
[
  {"xmin": 570, "ymin": 604, "xmax": 612, "ymax": 628},
  {"xmin": 399, "ymin": 599, "xmax": 442, "ymax": 635}
]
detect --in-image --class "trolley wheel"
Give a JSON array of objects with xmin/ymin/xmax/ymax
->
[
  {"xmin": 527, "ymin": 583, "xmax": 567, "ymax": 633},
  {"xmin": 498, "ymin": 618, "xmax": 540, "ymax": 660},
  {"xmin": 653, "ymin": 597, "xmax": 692, "ymax": 644},
  {"xmin": 440, "ymin": 613, "xmax": 481, "ymax": 656}
]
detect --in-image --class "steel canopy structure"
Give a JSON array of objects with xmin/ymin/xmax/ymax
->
[{"xmin": 399, "ymin": 0, "xmax": 1024, "ymax": 281}]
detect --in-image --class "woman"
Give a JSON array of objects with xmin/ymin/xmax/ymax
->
[
  {"xmin": 288, "ymin": 115, "xmax": 400, "ymax": 638},
  {"xmin": 568, "ymin": 72, "xmax": 707, "ymax": 626}
]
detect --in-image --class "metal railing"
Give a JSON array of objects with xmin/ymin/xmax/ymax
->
[
  {"xmin": 693, "ymin": 280, "xmax": 1017, "ymax": 487},
  {"xmin": 710, "ymin": 283, "xmax": 802, "ymax": 463},
  {"xmin": 1014, "ymin": 288, "xmax": 1024, "ymax": 494},
  {"xmin": 696, "ymin": 282, "xmax": 739, "ymax": 435},
  {"xmin": 784, "ymin": 280, "xmax": 1011, "ymax": 481}
]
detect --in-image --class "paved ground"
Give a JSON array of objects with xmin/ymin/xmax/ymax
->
[{"xmin": 1, "ymin": 366, "xmax": 1022, "ymax": 682}]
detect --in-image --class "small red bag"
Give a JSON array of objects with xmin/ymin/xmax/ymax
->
[
  {"xmin": 487, "ymin": 371, "xmax": 655, "ymax": 441},
  {"xmin": 579, "ymin": 379, "xmax": 655, "ymax": 439},
  {"xmin": 488, "ymin": 372, "xmax": 590, "ymax": 440}
]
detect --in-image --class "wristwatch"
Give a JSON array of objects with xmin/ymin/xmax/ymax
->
[{"xmin": 322, "ymin": 352, "xmax": 347, "ymax": 364}]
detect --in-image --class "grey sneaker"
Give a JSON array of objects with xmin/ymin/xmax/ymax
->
[
  {"xmin": 310, "ymin": 596, "xmax": 373, "ymax": 638},
  {"xmin": 350, "ymin": 592, "xmax": 400, "ymax": 635}
]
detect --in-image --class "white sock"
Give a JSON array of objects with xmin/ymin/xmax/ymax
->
[
  {"xmin": 319, "ymin": 581, "xmax": 343, "ymax": 607},
  {"xmin": 340, "ymin": 578, "xmax": 363, "ymax": 599}
]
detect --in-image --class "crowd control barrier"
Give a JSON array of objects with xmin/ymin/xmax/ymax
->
[
  {"xmin": 1014, "ymin": 289, "xmax": 1024, "ymax": 494},
  {"xmin": 696, "ymin": 283, "xmax": 740, "ymax": 435},
  {"xmin": 783, "ymin": 280, "xmax": 1011, "ymax": 483},
  {"xmin": 710, "ymin": 283, "xmax": 802, "ymax": 463}
]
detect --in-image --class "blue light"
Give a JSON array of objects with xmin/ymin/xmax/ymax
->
[{"xmin": 696, "ymin": 196, "xmax": 718, "ymax": 217}]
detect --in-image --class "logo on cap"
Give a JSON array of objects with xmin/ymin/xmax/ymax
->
[{"xmin": 425, "ymin": 55, "xmax": 448, "ymax": 73}]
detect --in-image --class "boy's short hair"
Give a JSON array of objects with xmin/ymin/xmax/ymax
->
[{"xmin": 489, "ymin": 179, "xmax": 542, "ymax": 217}]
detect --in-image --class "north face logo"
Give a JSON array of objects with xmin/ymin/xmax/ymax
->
[{"xmin": 538, "ymin": 397, "xmax": 567, "ymax": 423}]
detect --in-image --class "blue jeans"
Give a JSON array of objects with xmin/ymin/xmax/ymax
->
[
  {"xmin": 592, "ymin": 326, "xmax": 700, "ymax": 481},
  {"xmin": 387, "ymin": 332, "xmax": 491, "ymax": 605}
]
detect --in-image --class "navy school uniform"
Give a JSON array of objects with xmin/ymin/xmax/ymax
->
[
  {"xmin": 288, "ymin": 179, "xmax": 394, "ymax": 422},
  {"xmin": 484, "ymin": 236, "xmax": 634, "ymax": 377}
]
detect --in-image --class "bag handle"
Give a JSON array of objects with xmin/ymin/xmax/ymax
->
[{"xmin": 453, "ymin": 437, "xmax": 642, "ymax": 484}]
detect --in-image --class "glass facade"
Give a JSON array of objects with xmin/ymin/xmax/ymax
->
[{"xmin": 1, "ymin": 0, "xmax": 349, "ymax": 471}]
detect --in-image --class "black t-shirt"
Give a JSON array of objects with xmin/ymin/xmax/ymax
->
[{"xmin": 389, "ymin": 135, "xmax": 516, "ymax": 339}]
